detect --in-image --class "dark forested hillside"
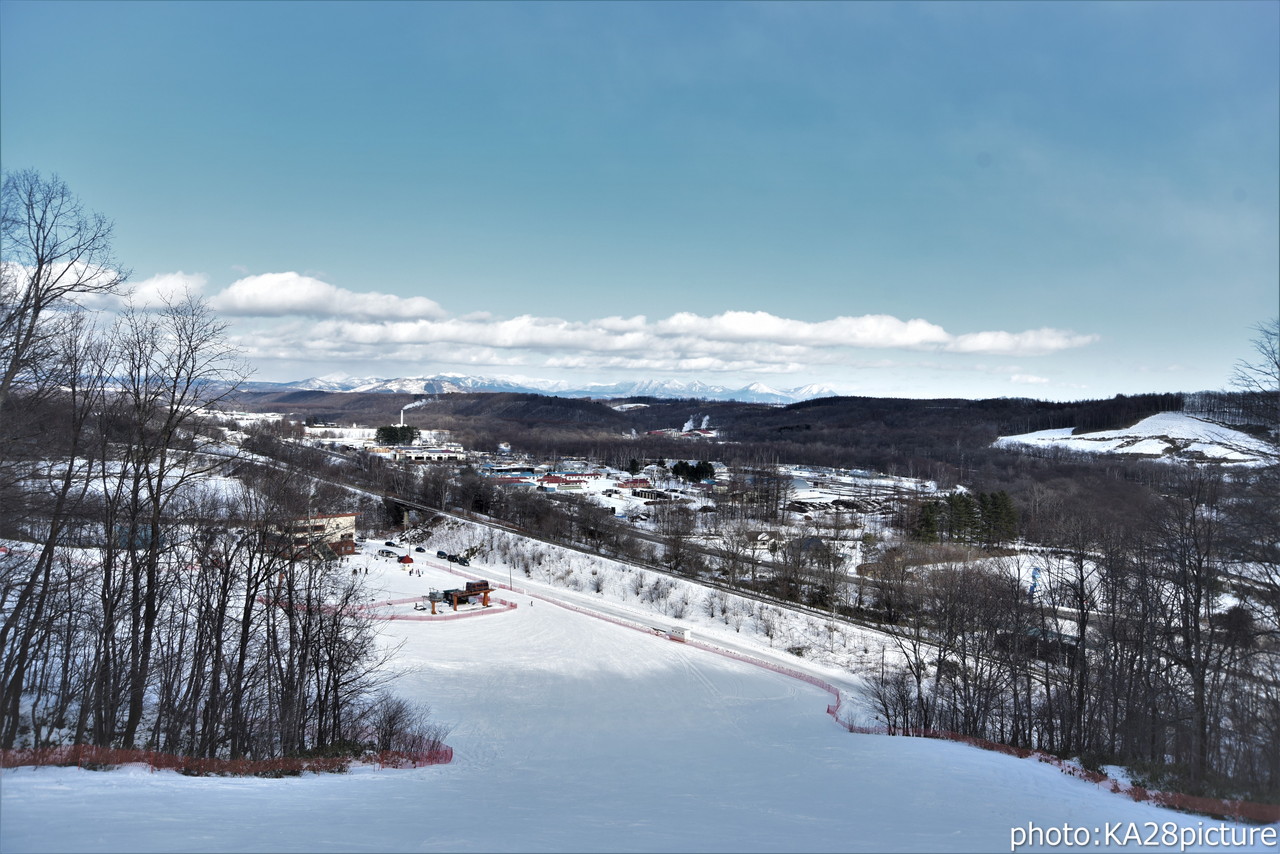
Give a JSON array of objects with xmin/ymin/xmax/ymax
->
[
  {"xmin": 226, "ymin": 389, "xmax": 1201, "ymax": 478},
  {"xmin": 232, "ymin": 389, "xmax": 1191, "ymax": 449},
  {"xmin": 228, "ymin": 389, "xmax": 1209, "ymax": 505}
]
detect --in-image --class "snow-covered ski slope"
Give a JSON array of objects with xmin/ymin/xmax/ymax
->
[
  {"xmin": 995, "ymin": 412, "xmax": 1272, "ymax": 465},
  {"xmin": 3, "ymin": 540, "xmax": 1273, "ymax": 853}
]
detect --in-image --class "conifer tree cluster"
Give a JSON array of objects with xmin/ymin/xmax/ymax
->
[
  {"xmin": 375, "ymin": 425, "xmax": 420, "ymax": 445},
  {"xmin": 670, "ymin": 460, "xmax": 716, "ymax": 483},
  {"xmin": 912, "ymin": 491, "xmax": 1018, "ymax": 547}
]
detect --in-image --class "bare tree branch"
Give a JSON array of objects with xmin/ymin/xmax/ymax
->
[{"xmin": 0, "ymin": 169, "xmax": 129, "ymax": 413}]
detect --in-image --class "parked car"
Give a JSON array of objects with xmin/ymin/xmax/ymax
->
[
  {"xmin": 376, "ymin": 548, "xmax": 396, "ymax": 558},
  {"xmin": 436, "ymin": 550, "xmax": 449, "ymax": 559},
  {"xmin": 415, "ymin": 546, "xmax": 426, "ymax": 553},
  {"xmin": 446, "ymin": 554, "xmax": 459, "ymax": 563},
  {"xmin": 384, "ymin": 540, "xmax": 398, "ymax": 547},
  {"xmin": 456, "ymin": 556, "xmax": 470, "ymax": 566}
]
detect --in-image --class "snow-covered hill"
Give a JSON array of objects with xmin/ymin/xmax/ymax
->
[
  {"xmin": 2, "ymin": 530, "xmax": 1255, "ymax": 853},
  {"xmin": 995, "ymin": 412, "xmax": 1274, "ymax": 466},
  {"xmin": 243, "ymin": 373, "xmax": 837, "ymax": 404}
]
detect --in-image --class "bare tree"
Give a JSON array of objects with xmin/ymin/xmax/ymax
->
[
  {"xmin": 364, "ymin": 693, "xmax": 450, "ymax": 755},
  {"xmin": 0, "ymin": 315, "xmax": 112, "ymax": 748},
  {"xmin": 1231, "ymin": 318, "xmax": 1279, "ymax": 405},
  {"xmin": 652, "ymin": 500, "xmax": 697, "ymax": 575},
  {"xmin": 0, "ymin": 170, "xmax": 128, "ymax": 414},
  {"xmin": 713, "ymin": 518, "xmax": 755, "ymax": 589}
]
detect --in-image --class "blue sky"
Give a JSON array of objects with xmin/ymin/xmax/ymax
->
[{"xmin": 2, "ymin": 0, "xmax": 1276, "ymax": 399}]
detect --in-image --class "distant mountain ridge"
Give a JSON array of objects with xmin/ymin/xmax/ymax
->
[{"xmin": 239, "ymin": 372, "xmax": 837, "ymax": 404}]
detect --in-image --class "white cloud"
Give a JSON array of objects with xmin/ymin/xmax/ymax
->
[
  {"xmin": 126, "ymin": 271, "xmax": 208, "ymax": 309},
  {"xmin": 656, "ymin": 311, "xmax": 952, "ymax": 349},
  {"xmin": 946, "ymin": 328, "xmax": 1099, "ymax": 355},
  {"xmin": 328, "ymin": 310, "xmax": 1090, "ymax": 359},
  {"xmin": 210, "ymin": 273, "xmax": 445, "ymax": 320},
  {"xmin": 210, "ymin": 273, "xmax": 1096, "ymax": 382}
]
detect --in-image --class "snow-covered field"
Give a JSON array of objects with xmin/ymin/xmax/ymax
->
[
  {"xmin": 3, "ymin": 534, "xmax": 1274, "ymax": 853},
  {"xmin": 995, "ymin": 412, "xmax": 1273, "ymax": 465}
]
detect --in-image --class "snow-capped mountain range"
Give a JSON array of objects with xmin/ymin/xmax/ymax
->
[{"xmin": 242, "ymin": 372, "xmax": 837, "ymax": 404}]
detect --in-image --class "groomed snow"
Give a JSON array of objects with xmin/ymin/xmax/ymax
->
[{"xmin": 2, "ymin": 541, "xmax": 1273, "ymax": 853}]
